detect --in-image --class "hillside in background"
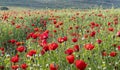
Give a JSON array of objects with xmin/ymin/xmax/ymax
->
[{"xmin": 0, "ymin": 0, "xmax": 120, "ymax": 9}]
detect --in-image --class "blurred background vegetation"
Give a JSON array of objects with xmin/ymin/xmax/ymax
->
[{"xmin": 0, "ymin": 0, "xmax": 120, "ymax": 9}]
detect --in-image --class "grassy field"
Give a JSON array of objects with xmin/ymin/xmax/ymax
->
[{"xmin": 0, "ymin": 8, "xmax": 120, "ymax": 70}]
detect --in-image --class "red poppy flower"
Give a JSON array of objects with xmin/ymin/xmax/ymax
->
[
  {"xmin": 39, "ymin": 32, "xmax": 48, "ymax": 40},
  {"xmin": 11, "ymin": 65, "xmax": 19, "ymax": 70},
  {"xmin": 16, "ymin": 25, "xmax": 21, "ymax": 28},
  {"xmin": 63, "ymin": 36, "xmax": 67, "ymax": 41},
  {"xmin": 90, "ymin": 31, "xmax": 96, "ymax": 37},
  {"xmin": 0, "ymin": 47, "xmax": 4, "ymax": 51},
  {"xmin": 0, "ymin": 66, "xmax": 4, "ymax": 70},
  {"xmin": 90, "ymin": 22, "xmax": 95, "ymax": 26},
  {"xmin": 97, "ymin": 13, "xmax": 103, "ymax": 17},
  {"xmin": 108, "ymin": 27, "xmax": 114, "ymax": 32},
  {"xmin": 114, "ymin": 21, "xmax": 118, "ymax": 25},
  {"xmin": 3, "ymin": 15, "xmax": 8, "ymax": 20},
  {"xmin": 27, "ymin": 50, "xmax": 36, "ymax": 57},
  {"xmin": 11, "ymin": 55, "xmax": 19, "ymax": 63},
  {"xmin": 39, "ymin": 39, "xmax": 48, "ymax": 47},
  {"xmin": 16, "ymin": 46, "xmax": 25, "ymax": 52},
  {"xmin": 65, "ymin": 48, "xmax": 74, "ymax": 55},
  {"xmin": 11, "ymin": 21, "xmax": 15, "ymax": 25},
  {"xmin": 58, "ymin": 21, "xmax": 63, "ymax": 25},
  {"xmin": 117, "ymin": 46, "xmax": 120, "ymax": 51},
  {"xmin": 102, "ymin": 51, "xmax": 107, "ymax": 56},
  {"xmin": 55, "ymin": 24, "xmax": 59, "ymax": 28},
  {"xmin": 49, "ymin": 42, "xmax": 58, "ymax": 50},
  {"xmin": 97, "ymin": 39, "xmax": 102, "ymax": 44},
  {"xmin": 116, "ymin": 31, "xmax": 120, "ymax": 37},
  {"xmin": 84, "ymin": 43, "xmax": 94, "ymax": 50},
  {"xmin": 53, "ymin": 20, "xmax": 57, "ymax": 24},
  {"xmin": 16, "ymin": 42, "xmax": 24, "ymax": 46},
  {"xmin": 72, "ymin": 38, "xmax": 78, "ymax": 43},
  {"xmin": 107, "ymin": 22, "xmax": 111, "ymax": 26},
  {"xmin": 53, "ymin": 30, "xmax": 57, "ymax": 33},
  {"xmin": 69, "ymin": 26, "xmax": 73, "ymax": 30},
  {"xmin": 73, "ymin": 45, "xmax": 79, "ymax": 52},
  {"xmin": 32, "ymin": 33, "xmax": 38, "ymax": 39},
  {"xmin": 75, "ymin": 60, "xmax": 87, "ymax": 70},
  {"xmin": 57, "ymin": 37, "xmax": 64, "ymax": 43},
  {"xmin": 75, "ymin": 25, "xmax": 79, "ymax": 29},
  {"xmin": 50, "ymin": 63, "xmax": 58, "ymax": 70},
  {"xmin": 43, "ymin": 45, "xmax": 49, "ymax": 51},
  {"xmin": 31, "ymin": 23, "xmax": 35, "ymax": 26},
  {"xmin": 40, "ymin": 49, "xmax": 46, "ymax": 55},
  {"xmin": 112, "ymin": 44, "xmax": 117, "ymax": 47},
  {"xmin": 34, "ymin": 28, "xmax": 39, "ymax": 32},
  {"xmin": 8, "ymin": 39, "xmax": 17, "ymax": 44},
  {"xmin": 66, "ymin": 55, "xmax": 74, "ymax": 64},
  {"xmin": 21, "ymin": 63, "xmax": 28, "ymax": 69},
  {"xmin": 110, "ymin": 51, "xmax": 117, "ymax": 57},
  {"xmin": 28, "ymin": 32, "xmax": 34, "ymax": 37},
  {"xmin": 84, "ymin": 34, "xmax": 88, "ymax": 38},
  {"xmin": 95, "ymin": 23, "xmax": 99, "ymax": 27}
]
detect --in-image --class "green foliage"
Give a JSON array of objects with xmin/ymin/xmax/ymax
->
[{"xmin": 0, "ymin": 6, "xmax": 9, "ymax": 10}]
